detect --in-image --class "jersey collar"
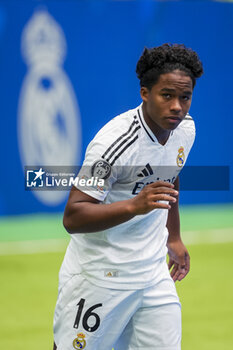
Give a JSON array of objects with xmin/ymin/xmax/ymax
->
[{"xmin": 137, "ymin": 103, "xmax": 158, "ymax": 143}]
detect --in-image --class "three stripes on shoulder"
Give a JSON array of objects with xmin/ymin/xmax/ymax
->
[{"xmin": 101, "ymin": 115, "xmax": 140, "ymax": 166}]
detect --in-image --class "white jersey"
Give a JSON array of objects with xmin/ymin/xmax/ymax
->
[{"xmin": 59, "ymin": 104, "xmax": 195, "ymax": 289}]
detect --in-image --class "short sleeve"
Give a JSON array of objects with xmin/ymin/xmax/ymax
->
[{"xmin": 74, "ymin": 135, "xmax": 121, "ymax": 202}]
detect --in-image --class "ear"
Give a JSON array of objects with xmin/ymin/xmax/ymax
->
[{"xmin": 140, "ymin": 87, "xmax": 149, "ymax": 102}]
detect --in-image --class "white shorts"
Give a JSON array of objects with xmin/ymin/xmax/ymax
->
[{"xmin": 53, "ymin": 274, "xmax": 181, "ymax": 350}]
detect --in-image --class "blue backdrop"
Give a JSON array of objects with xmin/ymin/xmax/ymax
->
[{"xmin": 0, "ymin": 0, "xmax": 232, "ymax": 216}]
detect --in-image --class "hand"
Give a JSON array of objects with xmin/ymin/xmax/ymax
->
[
  {"xmin": 129, "ymin": 181, "xmax": 178, "ymax": 215},
  {"xmin": 167, "ymin": 239, "xmax": 190, "ymax": 282}
]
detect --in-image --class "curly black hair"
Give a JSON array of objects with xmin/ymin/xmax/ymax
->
[{"xmin": 136, "ymin": 43, "xmax": 203, "ymax": 89}]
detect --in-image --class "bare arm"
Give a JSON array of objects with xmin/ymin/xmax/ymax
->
[
  {"xmin": 63, "ymin": 181, "xmax": 179, "ymax": 234},
  {"xmin": 166, "ymin": 176, "xmax": 190, "ymax": 282}
]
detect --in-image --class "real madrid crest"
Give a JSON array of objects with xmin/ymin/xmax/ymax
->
[
  {"xmin": 18, "ymin": 10, "xmax": 82, "ymax": 206},
  {"xmin": 176, "ymin": 147, "xmax": 185, "ymax": 167},
  {"xmin": 73, "ymin": 333, "xmax": 86, "ymax": 349}
]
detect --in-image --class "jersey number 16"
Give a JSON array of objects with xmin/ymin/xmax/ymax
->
[{"xmin": 73, "ymin": 298, "xmax": 103, "ymax": 333}]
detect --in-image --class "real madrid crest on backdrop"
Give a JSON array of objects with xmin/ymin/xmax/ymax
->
[{"xmin": 17, "ymin": 9, "xmax": 82, "ymax": 206}]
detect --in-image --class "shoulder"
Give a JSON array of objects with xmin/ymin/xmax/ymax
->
[
  {"xmin": 86, "ymin": 106, "xmax": 141, "ymax": 165},
  {"xmin": 94, "ymin": 106, "xmax": 140, "ymax": 141},
  {"xmin": 176, "ymin": 113, "xmax": 196, "ymax": 137},
  {"xmin": 173, "ymin": 114, "xmax": 196, "ymax": 153},
  {"xmin": 179, "ymin": 113, "xmax": 195, "ymax": 129}
]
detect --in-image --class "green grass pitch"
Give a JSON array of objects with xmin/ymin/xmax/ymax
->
[{"xmin": 0, "ymin": 204, "xmax": 233, "ymax": 350}]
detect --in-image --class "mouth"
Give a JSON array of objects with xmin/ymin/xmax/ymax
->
[{"xmin": 165, "ymin": 116, "xmax": 182, "ymax": 123}]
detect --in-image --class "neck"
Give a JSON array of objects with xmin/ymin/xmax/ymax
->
[{"xmin": 142, "ymin": 103, "xmax": 170, "ymax": 145}]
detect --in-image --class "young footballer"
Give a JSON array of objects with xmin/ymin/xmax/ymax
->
[{"xmin": 53, "ymin": 43, "xmax": 203, "ymax": 350}]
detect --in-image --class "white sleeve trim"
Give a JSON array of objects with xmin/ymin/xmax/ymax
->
[{"xmin": 74, "ymin": 183, "xmax": 107, "ymax": 202}]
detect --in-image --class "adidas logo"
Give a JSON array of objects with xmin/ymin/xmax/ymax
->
[
  {"xmin": 137, "ymin": 163, "xmax": 153, "ymax": 177},
  {"xmin": 104, "ymin": 270, "xmax": 118, "ymax": 277}
]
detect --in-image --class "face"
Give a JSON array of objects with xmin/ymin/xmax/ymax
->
[{"xmin": 141, "ymin": 70, "xmax": 193, "ymax": 131}]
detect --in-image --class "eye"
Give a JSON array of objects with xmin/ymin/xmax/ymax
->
[
  {"xmin": 181, "ymin": 95, "xmax": 191, "ymax": 101},
  {"xmin": 162, "ymin": 93, "xmax": 172, "ymax": 99}
]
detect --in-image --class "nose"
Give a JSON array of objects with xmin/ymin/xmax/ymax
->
[{"xmin": 170, "ymin": 98, "xmax": 182, "ymax": 114}]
